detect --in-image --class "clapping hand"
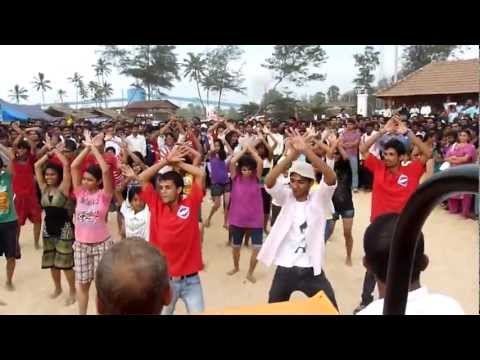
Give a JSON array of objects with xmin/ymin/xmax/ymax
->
[
  {"xmin": 285, "ymin": 127, "xmax": 309, "ymax": 153},
  {"xmin": 120, "ymin": 164, "xmax": 136, "ymax": 179},
  {"xmin": 83, "ymin": 129, "xmax": 93, "ymax": 147},
  {"xmin": 92, "ymin": 132, "xmax": 104, "ymax": 148},
  {"xmin": 383, "ymin": 116, "xmax": 400, "ymax": 134},
  {"xmin": 165, "ymin": 145, "xmax": 189, "ymax": 165}
]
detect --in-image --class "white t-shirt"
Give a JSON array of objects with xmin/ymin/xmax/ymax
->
[
  {"xmin": 268, "ymin": 133, "xmax": 284, "ymax": 156},
  {"xmin": 275, "ymin": 200, "xmax": 312, "ymax": 268},
  {"xmin": 126, "ymin": 134, "xmax": 147, "ymax": 157},
  {"xmin": 360, "ymin": 131, "xmax": 380, "ymax": 160},
  {"xmin": 271, "ymin": 174, "xmax": 289, "ymax": 207},
  {"xmin": 357, "ymin": 287, "xmax": 464, "ymax": 315},
  {"xmin": 420, "ymin": 106, "xmax": 431, "ymax": 117},
  {"xmin": 120, "ymin": 201, "xmax": 150, "ymax": 242}
]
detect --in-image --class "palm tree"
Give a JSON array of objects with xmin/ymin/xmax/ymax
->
[
  {"xmin": 88, "ymin": 81, "xmax": 102, "ymax": 107},
  {"xmin": 9, "ymin": 85, "xmax": 29, "ymax": 104},
  {"xmin": 93, "ymin": 58, "xmax": 112, "ymax": 107},
  {"xmin": 32, "ymin": 72, "xmax": 52, "ymax": 107},
  {"xmin": 101, "ymin": 82, "xmax": 113, "ymax": 108},
  {"xmin": 67, "ymin": 72, "xmax": 83, "ymax": 109},
  {"xmin": 78, "ymin": 80, "xmax": 89, "ymax": 106},
  {"xmin": 183, "ymin": 52, "xmax": 207, "ymax": 115},
  {"xmin": 57, "ymin": 89, "xmax": 67, "ymax": 103}
]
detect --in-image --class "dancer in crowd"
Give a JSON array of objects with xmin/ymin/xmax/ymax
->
[
  {"xmin": 258, "ymin": 128, "xmax": 338, "ymax": 308},
  {"xmin": 227, "ymin": 141, "xmax": 264, "ymax": 282},
  {"xmin": 34, "ymin": 137, "xmax": 76, "ymax": 305},
  {"xmin": 136, "ymin": 146, "xmax": 205, "ymax": 314},
  {"xmin": 340, "ymin": 118, "xmax": 361, "ymax": 193},
  {"xmin": 71, "ymin": 130, "xmax": 114, "ymax": 315},
  {"xmin": 354, "ymin": 115, "xmax": 433, "ymax": 313}
]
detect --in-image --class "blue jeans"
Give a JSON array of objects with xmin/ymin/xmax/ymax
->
[
  {"xmin": 348, "ymin": 155, "xmax": 359, "ymax": 190},
  {"xmin": 162, "ymin": 274, "xmax": 205, "ymax": 315}
]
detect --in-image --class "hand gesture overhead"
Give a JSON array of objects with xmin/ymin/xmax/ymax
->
[
  {"xmin": 286, "ymin": 127, "xmax": 309, "ymax": 153},
  {"xmin": 92, "ymin": 132, "xmax": 105, "ymax": 148},
  {"xmin": 83, "ymin": 129, "xmax": 93, "ymax": 146},
  {"xmin": 165, "ymin": 145, "xmax": 189, "ymax": 164},
  {"xmin": 383, "ymin": 116, "xmax": 399, "ymax": 133},
  {"xmin": 120, "ymin": 164, "xmax": 136, "ymax": 179}
]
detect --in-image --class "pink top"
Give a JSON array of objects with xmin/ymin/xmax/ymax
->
[
  {"xmin": 341, "ymin": 129, "xmax": 361, "ymax": 157},
  {"xmin": 446, "ymin": 143, "xmax": 476, "ymax": 166},
  {"xmin": 74, "ymin": 188, "xmax": 112, "ymax": 244},
  {"xmin": 228, "ymin": 175, "xmax": 263, "ymax": 229}
]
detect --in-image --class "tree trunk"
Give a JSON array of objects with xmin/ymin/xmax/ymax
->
[
  {"xmin": 217, "ymin": 88, "xmax": 223, "ymax": 111},
  {"xmin": 42, "ymin": 91, "xmax": 45, "ymax": 108},
  {"xmin": 195, "ymin": 76, "xmax": 206, "ymax": 116},
  {"xmin": 76, "ymin": 88, "xmax": 79, "ymax": 110}
]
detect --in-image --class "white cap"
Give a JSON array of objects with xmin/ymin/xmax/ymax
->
[{"xmin": 289, "ymin": 161, "xmax": 316, "ymax": 180}]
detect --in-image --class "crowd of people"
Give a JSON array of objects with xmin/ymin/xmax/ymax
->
[{"xmin": 0, "ymin": 101, "xmax": 477, "ymax": 314}]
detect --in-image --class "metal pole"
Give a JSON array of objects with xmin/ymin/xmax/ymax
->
[{"xmin": 394, "ymin": 45, "xmax": 399, "ymax": 83}]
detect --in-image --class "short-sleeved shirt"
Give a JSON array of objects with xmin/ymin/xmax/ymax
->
[
  {"xmin": 140, "ymin": 181, "xmax": 204, "ymax": 277},
  {"xmin": 0, "ymin": 171, "xmax": 17, "ymax": 223},
  {"xmin": 341, "ymin": 129, "xmax": 361, "ymax": 157},
  {"xmin": 74, "ymin": 188, "xmax": 112, "ymax": 244},
  {"xmin": 12, "ymin": 154, "xmax": 36, "ymax": 196},
  {"xmin": 365, "ymin": 153, "xmax": 425, "ymax": 222}
]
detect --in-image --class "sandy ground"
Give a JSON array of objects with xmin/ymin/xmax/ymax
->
[{"xmin": 0, "ymin": 191, "xmax": 478, "ymax": 315}]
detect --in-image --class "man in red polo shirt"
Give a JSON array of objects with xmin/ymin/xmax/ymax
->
[
  {"xmin": 353, "ymin": 115, "xmax": 433, "ymax": 313},
  {"xmin": 136, "ymin": 145, "xmax": 205, "ymax": 315}
]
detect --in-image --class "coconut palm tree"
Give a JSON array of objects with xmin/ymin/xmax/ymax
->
[
  {"xmin": 57, "ymin": 89, "xmax": 67, "ymax": 103},
  {"xmin": 183, "ymin": 52, "xmax": 207, "ymax": 114},
  {"xmin": 101, "ymin": 82, "xmax": 113, "ymax": 108},
  {"xmin": 93, "ymin": 58, "xmax": 112, "ymax": 107},
  {"xmin": 32, "ymin": 72, "xmax": 52, "ymax": 107},
  {"xmin": 78, "ymin": 80, "xmax": 89, "ymax": 105},
  {"xmin": 67, "ymin": 72, "xmax": 83, "ymax": 109},
  {"xmin": 88, "ymin": 81, "xmax": 102, "ymax": 107},
  {"xmin": 9, "ymin": 85, "xmax": 29, "ymax": 104}
]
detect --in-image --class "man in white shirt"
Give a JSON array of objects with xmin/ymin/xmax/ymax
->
[
  {"xmin": 420, "ymin": 103, "xmax": 431, "ymax": 117},
  {"xmin": 357, "ymin": 213, "xmax": 464, "ymax": 315},
  {"xmin": 257, "ymin": 129, "xmax": 338, "ymax": 309},
  {"xmin": 126, "ymin": 125, "xmax": 147, "ymax": 158}
]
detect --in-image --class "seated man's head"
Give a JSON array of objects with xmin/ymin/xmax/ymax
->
[
  {"xmin": 363, "ymin": 213, "xmax": 429, "ymax": 297},
  {"xmin": 95, "ymin": 238, "xmax": 171, "ymax": 315}
]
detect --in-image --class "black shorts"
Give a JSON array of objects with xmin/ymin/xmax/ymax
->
[
  {"xmin": 0, "ymin": 221, "xmax": 20, "ymax": 259},
  {"xmin": 211, "ymin": 182, "xmax": 231, "ymax": 197},
  {"xmin": 261, "ymin": 187, "xmax": 272, "ymax": 215},
  {"xmin": 332, "ymin": 208, "xmax": 355, "ymax": 220}
]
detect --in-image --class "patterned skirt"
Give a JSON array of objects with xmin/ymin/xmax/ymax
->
[{"xmin": 41, "ymin": 222, "xmax": 75, "ymax": 270}]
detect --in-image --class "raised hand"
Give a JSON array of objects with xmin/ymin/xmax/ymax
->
[
  {"xmin": 286, "ymin": 128, "xmax": 309, "ymax": 153},
  {"xmin": 44, "ymin": 133, "xmax": 53, "ymax": 150},
  {"xmin": 55, "ymin": 141, "xmax": 66, "ymax": 153},
  {"xmin": 396, "ymin": 120, "xmax": 408, "ymax": 135},
  {"xmin": 165, "ymin": 146, "xmax": 188, "ymax": 164},
  {"xmin": 120, "ymin": 164, "xmax": 136, "ymax": 179},
  {"xmin": 92, "ymin": 132, "xmax": 104, "ymax": 148},
  {"xmin": 83, "ymin": 129, "xmax": 93, "ymax": 146},
  {"xmin": 383, "ymin": 116, "xmax": 399, "ymax": 133}
]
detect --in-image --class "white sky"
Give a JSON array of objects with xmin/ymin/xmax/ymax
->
[{"xmin": 0, "ymin": 45, "xmax": 477, "ymax": 106}]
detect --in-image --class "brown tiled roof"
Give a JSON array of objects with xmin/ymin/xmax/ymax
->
[
  {"xmin": 125, "ymin": 100, "xmax": 179, "ymax": 110},
  {"xmin": 376, "ymin": 59, "xmax": 479, "ymax": 97}
]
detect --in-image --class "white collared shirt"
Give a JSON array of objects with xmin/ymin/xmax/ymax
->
[
  {"xmin": 258, "ymin": 177, "xmax": 336, "ymax": 275},
  {"xmin": 357, "ymin": 287, "xmax": 464, "ymax": 315},
  {"xmin": 126, "ymin": 134, "xmax": 147, "ymax": 157}
]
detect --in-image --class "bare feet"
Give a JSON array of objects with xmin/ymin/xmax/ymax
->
[
  {"xmin": 346, "ymin": 257, "xmax": 353, "ymax": 266},
  {"xmin": 65, "ymin": 293, "xmax": 76, "ymax": 306},
  {"xmin": 227, "ymin": 268, "xmax": 239, "ymax": 276},
  {"xmin": 246, "ymin": 273, "xmax": 256, "ymax": 283},
  {"xmin": 204, "ymin": 219, "xmax": 211, "ymax": 228},
  {"xmin": 5, "ymin": 282, "xmax": 14, "ymax": 291},
  {"xmin": 50, "ymin": 288, "xmax": 62, "ymax": 299}
]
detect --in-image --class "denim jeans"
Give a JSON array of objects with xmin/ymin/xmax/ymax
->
[
  {"xmin": 162, "ymin": 274, "xmax": 205, "ymax": 315},
  {"xmin": 348, "ymin": 154, "xmax": 359, "ymax": 190}
]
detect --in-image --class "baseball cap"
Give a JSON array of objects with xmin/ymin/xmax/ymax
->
[{"xmin": 289, "ymin": 161, "xmax": 316, "ymax": 180}]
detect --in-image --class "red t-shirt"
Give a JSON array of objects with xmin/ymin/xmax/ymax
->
[
  {"xmin": 365, "ymin": 153, "xmax": 425, "ymax": 222},
  {"xmin": 80, "ymin": 152, "xmax": 121, "ymax": 188},
  {"xmin": 140, "ymin": 181, "xmax": 204, "ymax": 277},
  {"xmin": 12, "ymin": 154, "xmax": 36, "ymax": 196}
]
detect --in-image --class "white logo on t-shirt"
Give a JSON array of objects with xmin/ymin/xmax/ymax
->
[
  {"xmin": 397, "ymin": 174, "xmax": 409, "ymax": 188},
  {"xmin": 177, "ymin": 205, "xmax": 190, "ymax": 220}
]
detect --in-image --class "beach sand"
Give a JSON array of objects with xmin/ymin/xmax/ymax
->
[{"xmin": 0, "ymin": 191, "xmax": 478, "ymax": 315}]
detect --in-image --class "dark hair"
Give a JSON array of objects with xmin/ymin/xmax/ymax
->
[
  {"xmin": 158, "ymin": 170, "xmax": 184, "ymax": 189},
  {"xmin": 213, "ymin": 139, "xmax": 227, "ymax": 161},
  {"xmin": 384, "ymin": 139, "xmax": 406, "ymax": 156},
  {"xmin": 127, "ymin": 185, "xmax": 142, "ymax": 203},
  {"xmin": 105, "ymin": 146, "xmax": 116, "ymax": 155},
  {"xmin": 95, "ymin": 239, "xmax": 169, "ymax": 315},
  {"xmin": 44, "ymin": 162, "xmax": 64, "ymax": 184},
  {"xmin": 164, "ymin": 132, "xmax": 176, "ymax": 141},
  {"xmin": 237, "ymin": 155, "xmax": 257, "ymax": 172},
  {"xmin": 0, "ymin": 157, "xmax": 3, "ymax": 169},
  {"xmin": 85, "ymin": 164, "xmax": 102, "ymax": 182},
  {"xmin": 17, "ymin": 140, "xmax": 31, "ymax": 150},
  {"xmin": 363, "ymin": 213, "xmax": 425, "ymax": 283},
  {"xmin": 346, "ymin": 118, "xmax": 356, "ymax": 125},
  {"xmin": 64, "ymin": 139, "xmax": 77, "ymax": 152}
]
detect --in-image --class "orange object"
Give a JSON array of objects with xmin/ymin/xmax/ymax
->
[{"xmin": 201, "ymin": 291, "xmax": 339, "ymax": 315}]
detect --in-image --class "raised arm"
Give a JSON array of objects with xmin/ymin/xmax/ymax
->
[
  {"xmin": 90, "ymin": 138, "xmax": 112, "ymax": 195},
  {"xmin": 359, "ymin": 118, "xmax": 396, "ymax": 159},
  {"xmin": 245, "ymin": 144, "xmax": 264, "ymax": 179},
  {"xmin": 52, "ymin": 144, "xmax": 72, "ymax": 196},
  {"xmin": 71, "ymin": 145, "xmax": 91, "ymax": 191},
  {"xmin": 265, "ymin": 138, "xmax": 299, "ymax": 189},
  {"xmin": 397, "ymin": 122, "xmax": 433, "ymax": 164},
  {"xmin": 34, "ymin": 153, "xmax": 51, "ymax": 192},
  {"xmin": 228, "ymin": 145, "xmax": 248, "ymax": 179}
]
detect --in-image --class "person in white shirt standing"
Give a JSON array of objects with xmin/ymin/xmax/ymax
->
[
  {"xmin": 126, "ymin": 125, "xmax": 147, "ymax": 158},
  {"xmin": 357, "ymin": 213, "xmax": 464, "ymax": 315},
  {"xmin": 258, "ymin": 128, "xmax": 338, "ymax": 309}
]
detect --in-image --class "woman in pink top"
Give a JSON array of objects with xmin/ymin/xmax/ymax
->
[
  {"xmin": 227, "ymin": 143, "xmax": 263, "ymax": 283},
  {"xmin": 444, "ymin": 130, "xmax": 477, "ymax": 218},
  {"xmin": 71, "ymin": 130, "xmax": 113, "ymax": 315}
]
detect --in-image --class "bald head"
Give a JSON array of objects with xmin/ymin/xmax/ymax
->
[{"xmin": 95, "ymin": 238, "xmax": 170, "ymax": 315}]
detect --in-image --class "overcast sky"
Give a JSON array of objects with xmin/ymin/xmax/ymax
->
[{"xmin": 0, "ymin": 45, "xmax": 477, "ymax": 106}]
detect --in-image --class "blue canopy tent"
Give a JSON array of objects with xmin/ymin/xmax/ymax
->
[{"xmin": 0, "ymin": 99, "xmax": 57, "ymax": 122}]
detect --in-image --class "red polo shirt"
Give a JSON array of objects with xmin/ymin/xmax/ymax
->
[
  {"xmin": 365, "ymin": 154, "xmax": 425, "ymax": 222},
  {"xmin": 140, "ymin": 180, "xmax": 204, "ymax": 277}
]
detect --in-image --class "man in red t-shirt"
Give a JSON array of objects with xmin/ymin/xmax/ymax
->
[
  {"xmin": 353, "ymin": 115, "xmax": 433, "ymax": 313},
  {"xmin": 135, "ymin": 145, "xmax": 206, "ymax": 315}
]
